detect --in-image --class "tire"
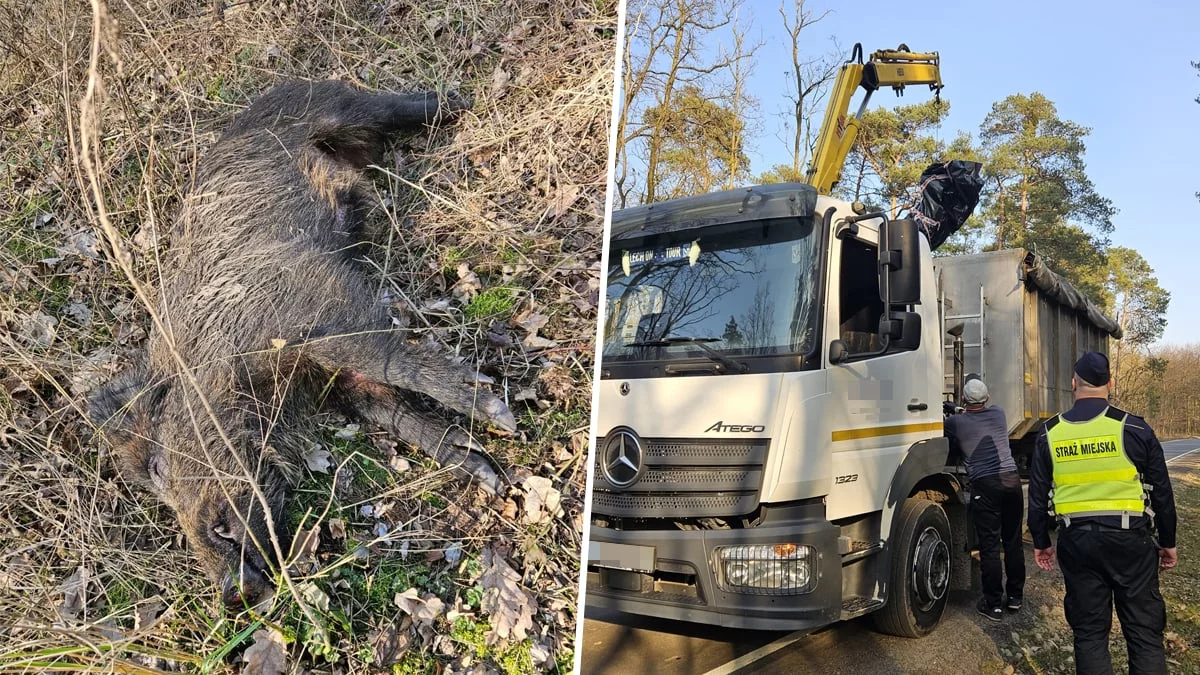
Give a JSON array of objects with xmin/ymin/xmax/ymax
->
[{"xmin": 873, "ymin": 497, "xmax": 952, "ymax": 638}]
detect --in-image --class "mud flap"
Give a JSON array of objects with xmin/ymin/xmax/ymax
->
[{"xmin": 947, "ymin": 498, "xmax": 975, "ymax": 592}]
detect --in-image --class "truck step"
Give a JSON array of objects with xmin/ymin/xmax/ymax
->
[
  {"xmin": 841, "ymin": 595, "xmax": 885, "ymax": 619},
  {"xmin": 840, "ymin": 539, "xmax": 882, "ymax": 564}
]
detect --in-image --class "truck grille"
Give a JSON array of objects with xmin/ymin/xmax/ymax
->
[{"xmin": 591, "ymin": 437, "xmax": 767, "ymax": 518}]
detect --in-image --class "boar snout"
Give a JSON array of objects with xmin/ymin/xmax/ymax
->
[
  {"xmin": 221, "ymin": 566, "xmax": 271, "ymax": 610},
  {"xmin": 179, "ymin": 483, "xmax": 285, "ymax": 610}
]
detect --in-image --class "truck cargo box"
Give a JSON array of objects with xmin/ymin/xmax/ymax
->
[{"xmin": 934, "ymin": 249, "xmax": 1122, "ymax": 441}]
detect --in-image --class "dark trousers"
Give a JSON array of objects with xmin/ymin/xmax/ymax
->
[
  {"xmin": 971, "ymin": 472, "xmax": 1025, "ymax": 608},
  {"xmin": 1058, "ymin": 525, "xmax": 1167, "ymax": 675}
]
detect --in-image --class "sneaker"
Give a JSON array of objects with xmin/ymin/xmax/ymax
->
[
  {"xmin": 1006, "ymin": 596, "xmax": 1023, "ymax": 612},
  {"xmin": 977, "ymin": 598, "xmax": 1002, "ymax": 622}
]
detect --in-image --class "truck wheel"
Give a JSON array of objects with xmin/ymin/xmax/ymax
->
[{"xmin": 873, "ymin": 497, "xmax": 951, "ymax": 638}]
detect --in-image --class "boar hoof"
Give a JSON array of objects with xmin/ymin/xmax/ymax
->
[
  {"xmin": 464, "ymin": 454, "xmax": 504, "ymax": 497},
  {"xmin": 481, "ymin": 396, "xmax": 518, "ymax": 433}
]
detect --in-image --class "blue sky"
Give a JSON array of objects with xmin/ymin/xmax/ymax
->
[{"xmin": 722, "ymin": 0, "xmax": 1200, "ymax": 345}]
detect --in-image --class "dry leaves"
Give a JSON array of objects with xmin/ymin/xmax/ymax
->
[
  {"xmin": 243, "ymin": 628, "xmax": 288, "ymax": 675},
  {"xmin": 490, "ymin": 64, "xmax": 512, "ymax": 97},
  {"xmin": 58, "ymin": 230, "xmax": 100, "ymax": 259},
  {"xmin": 19, "ymin": 312, "xmax": 57, "ymax": 347},
  {"xmin": 515, "ymin": 310, "xmax": 549, "ymax": 335},
  {"xmin": 369, "ymin": 623, "xmax": 411, "ymax": 667},
  {"xmin": 303, "ymin": 445, "xmax": 333, "ymax": 473},
  {"xmin": 452, "ymin": 263, "xmax": 482, "ymax": 304},
  {"xmin": 134, "ymin": 597, "xmax": 164, "ymax": 631},
  {"xmin": 479, "ymin": 547, "xmax": 535, "ymax": 645},
  {"xmin": 515, "ymin": 309, "xmax": 558, "ymax": 351},
  {"xmin": 522, "ymin": 475, "xmax": 563, "ymax": 525},
  {"xmin": 334, "ymin": 423, "xmax": 360, "ymax": 441},
  {"xmin": 298, "ymin": 581, "xmax": 331, "ymax": 613},
  {"xmin": 289, "ymin": 524, "xmax": 321, "ymax": 570},
  {"xmin": 327, "ymin": 518, "xmax": 346, "ymax": 539},
  {"xmin": 62, "ymin": 301, "xmax": 92, "ymax": 326},
  {"xmin": 395, "ymin": 587, "xmax": 446, "ymax": 625},
  {"xmin": 57, "ymin": 566, "xmax": 89, "ymax": 621},
  {"xmin": 546, "ymin": 183, "xmax": 580, "ymax": 220}
]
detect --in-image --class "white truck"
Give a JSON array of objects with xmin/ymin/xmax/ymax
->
[{"xmin": 585, "ymin": 183, "xmax": 1121, "ymax": 636}]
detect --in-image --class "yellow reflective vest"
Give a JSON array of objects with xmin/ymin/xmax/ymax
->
[{"xmin": 1045, "ymin": 406, "xmax": 1147, "ymax": 526}]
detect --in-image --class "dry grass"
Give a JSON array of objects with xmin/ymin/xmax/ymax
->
[{"xmin": 0, "ymin": 0, "xmax": 614, "ymax": 672}]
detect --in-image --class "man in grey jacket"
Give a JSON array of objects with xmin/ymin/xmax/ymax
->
[{"xmin": 945, "ymin": 375, "xmax": 1026, "ymax": 621}]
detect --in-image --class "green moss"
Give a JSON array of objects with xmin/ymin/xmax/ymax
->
[
  {"xmin": 2, "ymin": 193, "xmax": 60, "ymax": 263},
  {"xmin": 465, "ymin": 287, "xmax": 518, "ymax": 320},
  {"xmin": 450, "ymin": 618, "xmax": 535, "ymax": 674},
  {"xmin": 498, "ymin": 246, "xmax": 524, "ymax": 265},
  {"xmin": 450, "ymin": 617, "xmax": 489, "ymax": 658},
  {"xmin": 420, "ymin": 492, "xmax": 448, "ymax": 509},
  {"xmin": 365, "ymin": 560, "xmax": 421, "ymax": 613},
  {"xmin": 442, "ymin": 246, "xmax": 471, "ymax": 274},
  {"xmin": 350, "ymin": 453, "xmax": 392, "ymax": 489},
  {"xmin": 206, "ymin": 74, "xmax": 238, "ymax": 103},
  {"xmin": 43, "ymin": 276, "xmax": 72, "ymax": 313},
  {"xmin": 392, "ymin": 652, "xmax": 437, "ymax": 675},
  {"xmin": 555, "ymin": 649, "xmax": 575, "ymax": 674}
]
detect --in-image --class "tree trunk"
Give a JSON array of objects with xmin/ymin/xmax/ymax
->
[{"xmin": 644, "ymin": 2, "xmax": 689, "ymax": 203}]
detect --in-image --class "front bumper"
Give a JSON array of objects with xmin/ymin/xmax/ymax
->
[{"xmin": 585, "ymin": 509, "xmax": 841, "ymax": 631}]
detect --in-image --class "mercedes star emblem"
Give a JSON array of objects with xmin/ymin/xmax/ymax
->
[
  {"xmin": 619, "ymin": 382, "xmax": 630, "ymax": 396},
  {"xmin": 601, "ymin": 429, "xmax": 643, "ymax": 489}
]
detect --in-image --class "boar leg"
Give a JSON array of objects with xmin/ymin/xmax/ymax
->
[
  {"xmin": 305, "ymin": 332, "xmax": 517, "ymax": 432},
  {"xmin": 229, "ymin": 81, "xmax": 469, "ymax": 141},
  {"xmin": 343, "ymin": 383, "xmax": 504, "ymax": 495},
  {"xmin": 304, "ymin": 88, "xmax": 471, "ymax": 168}
]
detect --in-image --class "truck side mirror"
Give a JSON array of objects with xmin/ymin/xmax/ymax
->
[
  {"xmin": 881, "ymin": 311, "xmax": 922, "ymax": 350},
  {"xmin": 829, "ymin": 339, "xmax": 849, "ymax": 364},
  {"xmin": 879, "ymin": 218, "xmax": 921, "ymax": 306}
]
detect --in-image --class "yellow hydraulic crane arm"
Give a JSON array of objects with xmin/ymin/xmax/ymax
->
[{"xmin": 806, "ymin": 43, "xmax": 944, "ymax": 195}]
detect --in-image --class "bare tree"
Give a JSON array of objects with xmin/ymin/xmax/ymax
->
[
  {"xmin": 616, "ymin": 0, "xmax": 740, "ymax": 206},
  {"xmin": 739, "ymin": 282, "xmax": 776, "ymax": 352},
  {"xmin": 718, "ymin": 10, "xmax": 759, "ymax": 189},
  {"xmin": 779, "ymin": 0, "xmax": 838, "ymax": 176}
]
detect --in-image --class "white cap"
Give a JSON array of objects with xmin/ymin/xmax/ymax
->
[{"xmin": 963, "ymin": 378, "xmax": 989, "ymax": 404}]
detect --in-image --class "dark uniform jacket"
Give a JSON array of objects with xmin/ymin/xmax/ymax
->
[{"xmin": 1028, "ymin": 397, "xmax": 1177, "ymax": 550}]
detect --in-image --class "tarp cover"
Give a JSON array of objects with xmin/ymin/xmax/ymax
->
[
  {"xmin": 1021, "ymin": 252, "xmax": 1123, "ymax": 339},
  {"xmin": 910, "ymin": 160, "xmax": 984, "ymax": 250}
]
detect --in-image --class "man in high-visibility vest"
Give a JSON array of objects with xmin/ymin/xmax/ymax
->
[{"xmin": 1028, "ymin": 352, "xmax": 1178, "ymax": 675}]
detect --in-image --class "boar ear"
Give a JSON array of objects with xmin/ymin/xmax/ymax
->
[{"xmin": 88, "ymin": 362, "xmax": 171, "ymax": 493}]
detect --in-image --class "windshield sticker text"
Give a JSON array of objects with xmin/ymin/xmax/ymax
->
[{"xmin": 622, "ymin": 240, "xmax": 701, "ymax": 276}]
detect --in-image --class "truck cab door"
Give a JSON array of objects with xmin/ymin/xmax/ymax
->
[{"xmin": 824, "ymin": 229, "xmax": 941, "ymax": 521}]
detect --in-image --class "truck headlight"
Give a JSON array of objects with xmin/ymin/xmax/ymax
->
[{"xmin": 714, "ymin": 543, "xmax": 818, "ymax": 595}]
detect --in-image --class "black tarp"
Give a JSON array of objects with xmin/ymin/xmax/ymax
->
[
  {"xmin": 1021, "ymin": 251, "xmax": 1123, "ymax": 339},
  {"xmin": 909, "ymin": 160, "xmax": 984, "ymax": 250}
]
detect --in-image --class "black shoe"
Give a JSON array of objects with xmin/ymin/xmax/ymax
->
[
  {"xmin": 1006, "ymin": 596, "xmax": 1022, "ymax": 612},
  {"xmin": 977, "ymin": 598, "xmax": 1002, "ymax": 622}
]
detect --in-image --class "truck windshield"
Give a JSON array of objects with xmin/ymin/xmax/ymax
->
[{"xmin": 603, "ymin": 216, "xmax": 821, "ymax": 368}]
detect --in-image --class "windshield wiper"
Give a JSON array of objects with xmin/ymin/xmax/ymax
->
[{"xmin": 626, "ymin": 336, "xmax": 749, "ymax": 374}]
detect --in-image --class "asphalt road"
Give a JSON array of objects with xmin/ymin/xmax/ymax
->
[
  {"xmin": 581, "ymin": 437, "xmax": 1200, "ymax": 675},
  {"xmin": 1162, "ymin": 437, "xmax": 1200, "ymax": 463}
]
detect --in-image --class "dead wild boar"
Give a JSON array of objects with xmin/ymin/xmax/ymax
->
[{"xmin": 87, "ymin": 80, "xmax": 517, "ymax": 609}]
